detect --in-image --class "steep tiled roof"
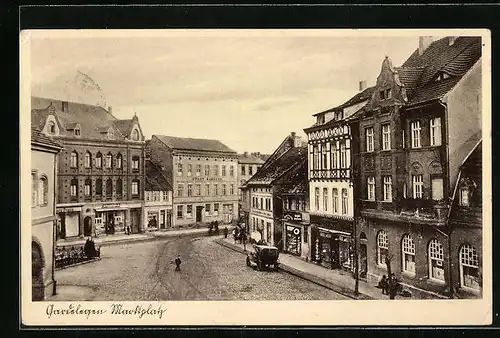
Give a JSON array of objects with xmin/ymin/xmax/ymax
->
[
  {"xmin": 155, "ymin": 135, "xmax": 236, "ymax": 154},
  {"xmin": 114, "ymin": 119, "xmax": 135, "ymax": 137},
  {"xmin": 314, "ymin": 86, "xmax": 376, "ymax": 116},
  {"xmin": 31, "ymin": 126, "xmax": 63, "ymax": 150},
  {"xmin": 237, "ymin": 153, "xmax": 265, "ymax": 164},
  {"xmin": 247, "ymin": 146, "xmax": 307, "ymax": 185},
  {"xmin": 278, "ymin": 160, "xmax": 308, "ymax": 195},
  {"xmin": 145, "ymin": 160, "xmax": 172, "ymax": 192}
]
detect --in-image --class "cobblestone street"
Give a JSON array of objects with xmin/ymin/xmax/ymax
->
[{"xmin": 52, "ymin": 235, "xmax": 349, "ymax": 301}]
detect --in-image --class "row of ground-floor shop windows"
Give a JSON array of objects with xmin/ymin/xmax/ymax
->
[
  {"xmin": 147, "ymin": 210, "xmax": 173, "ymax": 229},
  {"xmin": 375, "ymin": 230, "xmax": 480, "ymax": 291},
  {"xmin": 250, "ymin": 217, "xmax": 272, "ymax": 243},
  {"xmin": 176, "ymin": 204, "xmax": 234, "ymax": 222}
]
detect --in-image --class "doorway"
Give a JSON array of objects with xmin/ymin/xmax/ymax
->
[
  {"xmin": 196, "ymin": 206, "xmax": 203, "ymax": 223},
  {"xmin": 84, "ymin": 216, "xmax": 93, "ymax": 236}
]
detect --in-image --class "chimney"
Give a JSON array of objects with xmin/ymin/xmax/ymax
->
[
  {"xmin": 359, "ymin": 80, "xmax": 367, "ymax": 92},
  {"xmin": 108, "ymin": 106, "xmax": 112, "ymax": 115},
  {"xmin": 448, "ymin": 36, "xmax": 457, "ymax": 46},
  {"xmin": 418, "ymin": 36, "xmax": 433, "ymax": 55}
]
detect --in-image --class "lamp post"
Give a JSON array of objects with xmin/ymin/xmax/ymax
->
[{"xmin": 350, "ymin": 173, "xmax": 359, "ymax": 296}]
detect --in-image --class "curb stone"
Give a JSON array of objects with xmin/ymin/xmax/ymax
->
[{"xmin": 215, "ymin": 238, "xmax": 373, "ymax": 300}]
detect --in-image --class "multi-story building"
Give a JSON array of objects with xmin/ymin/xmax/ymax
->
[
  {"xmin": 246, "ymin": 132, "xmax": 306, "ymax": 247},
  {"xmin": 144, "ymin": 156, "xmax": 173, "ymax": 231},
  {"xmin": 304, "ymin": 83, "xmax": 374, "ymax": 272},
  {"xmin": 449, "ymin": 140, "xmax": 482, "ymax": 298},
  {"xmin": 31, "ymin": 97, "xmax": 146, "ymax": 239},
  {"xmin": 237, "ymin": 152, "xmax": 265, "ymax": 225},
  {"xmin": 147, "ymin": 135, "xmax": 239, "ymax": 227},
  {"xmin": 31, "ymin": 126, "xmax": 63, "ymax": 300},
  {"xmin": 351, "ymin": 36, "xmax": 482, "ymax": 297}
]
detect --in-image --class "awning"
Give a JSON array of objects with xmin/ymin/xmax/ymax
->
[
  {"xmin": 95, "ymin": 207, "xmax": 130, "ymax": 212},
  {"xmin": 316, "ymin": 226, "xmax": 351, "ymax": 236}
]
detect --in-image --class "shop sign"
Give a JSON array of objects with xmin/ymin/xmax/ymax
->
[
  {"xmin": 284, "ymin": 211, "xmax": 302, "ymax": 222},
  {"xmin": 102, "ymin": 203, "xmax": 121, "ymax": 209},
  {"xmin": 194, "ymin": 177, "xmax": 222, "ymax": 182},
  {"xmin": 58, "ymin": 207, "xmax": 80, "ymax": 213}
]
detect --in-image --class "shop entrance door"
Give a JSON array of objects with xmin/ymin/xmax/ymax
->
[
  {"xmin": 160, "ymin": 210, "xmax": 166, "ymax": 229},
  {"xmin": 84, "ymin": 217, "xmax": 93, "ymax": 236},
  {"xmin": 166, "ymin": 210, "xmax": 172, "ymax": 228},
  {"xmin": 196, "ymin": 206, "xmax": 203, "ymax": 223}
]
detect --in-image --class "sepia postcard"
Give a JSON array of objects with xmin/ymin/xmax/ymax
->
[{"xmin": 20, "ymin": 28, "xmax": 492, "ymax": 326}]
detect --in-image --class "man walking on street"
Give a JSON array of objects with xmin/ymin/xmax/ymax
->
[{"xmin": 173, "ymin": 255, "xmax": 182, "ymax": 271}]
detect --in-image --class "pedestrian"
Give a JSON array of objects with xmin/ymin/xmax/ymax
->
[
  {"xmin": 223, "ymin": 226, "xmax": 229, "ymax": 238},
  {"xmin": 233, "ymin": 228, "xmax": 238, "ymax": 243},
  {"xmin": 378, "ymin": 275, "xmax": 389, "ymax": 295},
  {"xmin": 172, "ymin": 255, "xmax": 182, "ymax": 271},
  {"xmin": 388, "ymin": 273, "xmax": 399, "ymax": 300}
]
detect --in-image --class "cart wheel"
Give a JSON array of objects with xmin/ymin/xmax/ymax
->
[{"xmin": 246, "ymin": 257, "xmax": 251, "ymax": 267}]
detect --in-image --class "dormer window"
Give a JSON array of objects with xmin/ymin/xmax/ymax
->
[
  {"xmin": 334, "ymin": 111, "xmax": 343, "ymax": 121},
  {"xmin": 108, "ymin": 128, "xmax": 114, "ymax": 140},
  {"xmin": 435, "ymin": 72, "xmax": 451, "ymax": 82},
  {"xmin": 380, "ymin": 88, "xmax": 392, "ymax": 100},
  {"xmin": 316, "ymin": 114, "xmax": 325, "ymax": 125},
  {"xmin": 47, "ymin": 121, "xmax": 56, "ymax": 135},
  {"xmin": 131, "ymin": 128, "xmax": 140, "ymax": 141},
  {"xmin": 74, "ymin": 127, "xmax": 81, "ymax": 137}
]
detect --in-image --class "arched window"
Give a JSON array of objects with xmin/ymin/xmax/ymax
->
[
  {"xmin": 332, "ymin": 188, "xmax": 339, "ymax": 213},
  {"xmin": 341, "ymin": 188, "xmax": 348, "ymax": 214},
  {"xmin": 96, "ymin": 152, "xmax": 102, "ymax": 168},
  {"xmin": 70, "ymin": 151, "xmax": 78, "ymax": 168},
  {"xmin": 116, "ymin": 178, "xmax": 123, "ymax": 197},
  {"xmin": 322, "ymin": 188, "xmax": 328, "ymax": 211},
  {"xmin": 96, "ymin": 178, "xmax": 102, "ymax": 196},
  {"xmin": 132, "ymin": 128, "xmax": 139, "ymax": 141},
  {"xmin": 38, "ymin": 175, "xmax": 48, "ymax": 206},
  {"xmin": 460, "ymin": 244, "xmax": 480, "ymax": 291},
  {"xmin": 70, "ymin": 178, "xmax": 78, "ymax": 198},
  {"xmin": 84, "ymin": 152, "xmax": 92, "ymax": 168},
  {"xmin": 84, "ymin": 178, "xmax": 92, "ymax": 197},
  {"xmin": 116, "ymin": 153, "xmax": 122, "ymax": 169},
  {"xmin": 105, "ymin": 153, "xmax": 113, "ymax": 168},
  {"xmin": 106, "ymin": 179, "xmax": 113, "ymax": 197},
  {"xmin": 402, "ymin": 234, "xmax": 416, "ymax": 274},
  {"xmin": 429, "ymin": 239, "xmax": 445, "ymax": 281},
  {"xmin": 377, "ymin": 230, "xmax": 388, "ymax": 265},
  {"xmin": 32, "ymin": 171, "xmax": 38, "ymax": 207}
]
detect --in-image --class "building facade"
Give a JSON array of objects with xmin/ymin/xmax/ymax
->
[
  {"xmin": 237, "ymin": 152, "xmax": 265, "ymax": 225},
  {"xmin": 147, "ymin": 135, "xmax": 239, "ymax": 227},
  {"xmin": 352, "ymin": 36, "xmax": 482, "ymax": 297},
  {"xmin": 31, "ymin": 127, "xmax": 63, "ymax": 301},
  {"xmin": 304, "ymin": 83, "xmax": 372, "ymax": 272},
  {"xmin": 144, "ymin": 159, "xmax": 173, "ymax": 231},
  {"xmin": 31, "ymin": 97, "xmax": 146, "ymax": 239}
]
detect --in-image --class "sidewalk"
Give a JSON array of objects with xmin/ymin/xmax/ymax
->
[{"xmin": 216, "ymin": 237, "xmax": 383, "ymax": 300}]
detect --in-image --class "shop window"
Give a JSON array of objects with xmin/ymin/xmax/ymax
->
[
  {"xmin": 377, "ymin": 230, "xmax": 388, "ymax": 266},
  {"xmin": 429, "ymin": 239, "xmax": 445, "ymax": 281},
  {"xmin": 38, "ymin": 175, "xmax": 48, "ymax": 206},
  {"xmin": 85, "ymin": 152, "xmax": 92, "ymax": 168},
  {"xmin": 460, "ymin": 244, "xmax": 480, "ymax": 291},
  {"xmin": 304, "ymin": 226, "xmax": 308, "ymax": 244},
  {"xmin": 70, "ymin": 151, "xmax": 78, "ymax": 168},
  {"xmin": 96, "ymin": 152, "xmax": 102, "ymax": 168},
  {"xmin": 341, "ymin": 188, "xmax": 348, "ymax": 214},
  {"xmin": 402, "ymin": 234, "xmax": 416, "ymax": 275}
]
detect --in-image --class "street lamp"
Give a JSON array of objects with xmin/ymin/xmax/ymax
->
[{"xmin": 349, "ymin": 173, "xmax": 360, "ymax": 296}]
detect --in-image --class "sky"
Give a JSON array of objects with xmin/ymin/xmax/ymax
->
[{"xmin": 29, "ymin": 30, "xmax": 423, "ymax": 154}]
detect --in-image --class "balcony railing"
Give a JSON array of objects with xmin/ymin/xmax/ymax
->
[{"xmin": 310, "ymin": 169, "xmax": 350, "ymax": 180}]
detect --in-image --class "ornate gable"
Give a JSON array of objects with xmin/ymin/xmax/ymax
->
[{"xmin": 367, "ymin": 56, "xmax": 408, "ymax": 111}]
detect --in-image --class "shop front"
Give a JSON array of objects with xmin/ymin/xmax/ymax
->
[
  {"xmin": 57, "ymin": 206, "xmax": 82, "ymax": 239},
  {"xmin": 94, "ymin": 207, "xmax": 126, "ymax": 235},
  {"xmin": 222, "ymin": 203, "xmax": 234, "ymax": 224},
  {"xmin": 284, "ymin": 223, "xmax": 301, "ymax": 256},
  {"xmin": 311, "ymin": 223, "xmax": 353, "ymax": 271}
]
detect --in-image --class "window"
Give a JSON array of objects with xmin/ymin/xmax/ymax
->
[
  {"xmin": 74, "ymin": 128, "xmax": 80, "ymax": 136},
  {"xmin": 459, "ymin": 186, "xmax": 470, "ymax": 207},
  {"xmin": 284, "ymin": 198, "xmax": 289, "ymax": 210},
  {"xmin": 430, "ymin": 117, "xmax": 442, "ymax": 146},
  {"xmin": 85, "ymin": 152, "xmax": 91, "ymax": 168},
  {"xmin": 204, "ymin": 164, "xmax": 210, "ymax": 176},
  {"xmin": 315, "ymin": 187, "xmax": 320, "ymax": 211},
  {"xmin": 380, "ymin": 88, "xmax": 392, "ymax": 100},
  {"xmin": 70, "ymin": 151, "xmax": 78, "ymax": 168},
  {"xmin": 214, "ymin": 184, "xmax": 218, "ymax": 196},
  {"xmin": 105, "ymin": 153, "xmax": 113, "ymax": 168},
  {"xmin": 249, "ymin": 165, "xmax": 253, "ymax": 175},
  {"xmin": 322, "ymin": 144, "xmax": 328, "ymax": 169},
  {"xmin": 431, "ymin": 177, "xmax": 444, "ymax": 201},
  {"xmin": 230, "ymin": 184, "xmax": 234, "ymax": 195},
  {"xmin": 132, "ymin": 156, "xmax": 139, "ymax": 171},
  {"xmin": 266, "ymin": 222, "xmax": 272, "ymax": 243},
  {"xmin": 132, "ymin": 129, "xmax": 140, "ymax": 141},
  {"xmin": 403, "ymin": 181, "xmax": 407, "ymax": 199},
  {"xmin": 187, "ymin": 164, "xmax": 192, "ymax": 176},
  {"xmin": 383, "ymin": 176, "xmax": 393, "ymax": 202},
  {"xmin": 402, "ymin": 130, "xmax": 406, "ymax": 149},
  {"xmin": 340, "ymin": 141, "xmax": 347, "ymax": 168},
  {"xmin": 186, "ymin": 205, "xmax": 193, "ymax": 218},
  {"xmin": 330, "ymin": 141, "xmax": 338, "ymax": 169},
  {"xmin": 435, "ymin": 72, "xmax": 451, "ymax": 82},
  {"xmin": 47, "ymin": 121, "xmax": 56, "ymax": 135},
  {"xmin": 241, "ymin": 165, "xmax": 246, "ymax": 176},
  {"xmin": 366, "ymin": 127, "xmax": 374, "ymax": 152},
  {"xmin": 107, "ymin": 129, "xmax": 114, "ymax": 140},
  {"xmin": 213, "ymin": 165, "xmax": 219, "ymax": 176},
  {"xmin": 116, "ymin": 154, "xmax": 122, "ymax": 169},
  {"xmin": 187, "ymin": 184, "xmax": 192, "ymax": 197},
  {"xmin": 220, "ymin": 184, "xmax": 226, "ymax": 195},
  {"xmin": 177, "ymin": 163, "xmax": 183, "ymax": 176},
  {"xmin": 96, "ymin": 178, "xmax": 102, "ymax": 196},
  {"xmin": 195, "ymin": 184, "xmax": 201, "ymax": 196},
  {"xmin": 341, "ymin": 189, "xmax": 348, "ymax": 215},
  {"xmin": 382, "ymin": 124, "xmax": 391, "ymax": 150},
  {"xmin": 332, "ymin": 188, "xmax": 339, "ymax": 213},
  {"xmin": 205, "ymin": 204, "xmax": 211, "ymax": 215},
  {"xmin": 429, "ymin": 239, "xmax": 445, "ymax": 281},
  {"xmin": 460, "ymin": 245, "xmax": 480, "ymax": 290},
  {"xmin": 411, "ymin": 121, "xmax": 421, "ymax": 148},
  {"xmin": 323, "ymin": 188, "xmax": 328, "ymax": 211},
  {"xmin": 313, "ymin": 145, "xmax": 320, "ymax": 170},
  {"xmin": 70, "ymin": 179, "xmax": 78, "ymax": 197},
  {"xmin": 230, "ymin": 166, "xmax": 234, "ymax": 177},
  {"xmin": 222, "ymin": 165, "xmax": 226, "ymax": 176},
  {"xmin": 84, "ymin": 178, "xmax": 91, "ymax": 197},
  {"xmin": 402, "ymin": 234, "xmax": 416, "ymax": 274},
  {"xmin": 177, "ymin": 205, "xmax": 183, "ymax": 219},
  {"xmin": 38, "ymin": 175, "xmax": 48, "ymax": 206},
  {"xmin": 412, "ymin": 175, "xmax": 423, "ymax": 199},
  {"xmin": 205, "ymin": 184, "xmax": 210, "ymax": 196},
  {"xmin": 214, "ymin": 203, "xmax": 219, "ymax": 216},
  {"xmin": 106, "ymin": 179, "xmax": 113, "ymax": 196},
  {"xmin": 196, "ymin": 164, "xmax": 201, "ymax": 176},
  {"xmin": 377, "ymin": 231, "xmax": 388, "ymax": 266},
  {"xmin": 367, "ymin": 176, "xmax": 375, "ymax": 201},
  {"xmin": 162, "ymin": 191, "xmax": 169, "ymax": 201},
  {"xmin": 96, "ymin": 152, "xmax": 102, "ymax": 168},
  {"xmin": 131, "ymin": 180, "xmax": 139, "ymax": 196},
  {"xmin": 116, "ymin": 179, "xmax": 122, "ymax": 197},
  {"xmin": 317, "ymin": 114, "xmax": 325, "ymax": 125},
  {"xmin": 177, "ymin": 184, "xmax": 184, "ymax": 197}
]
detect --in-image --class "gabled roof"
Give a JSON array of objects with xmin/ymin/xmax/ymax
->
[
  {"xmin": 278, "ymin": 160, "xmax": 308, "ymax": 195},
  {"xmin": 313, "ymin": 86, "xmax": 376, "ymax": 117},
  {"xmin": 145, "ymin": 160, "xmax": 173, "ymax": 192},
  {"xmin": 247, "ymin": 146, "xmax": 307, "ymax": 186},
  {"xmin": 114, "ymin": 119, "xmax": 136, "ymax": 137},
  {"xmin": 31, "ymin": 126, "xmax": 63, "ymax": 150},
  {"xmin": 154, "ymin": 135, "xmax": 236, "ymax": 154}
]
